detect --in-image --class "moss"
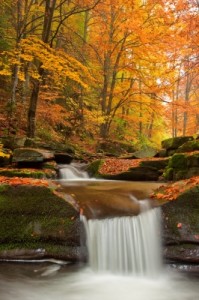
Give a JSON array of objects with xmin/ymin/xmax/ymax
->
[
  {"xmin": 161, "ymin": 136, "xmax": 193, "ymax": 150},
  {"xmin": 0, "ymin": 185, "xmax": 77, "ymax": 217},
  {"xmin": 0, "ymin": 214, "xmax": 74, "ymax": 243},
  {"xmin": 0, "ymin": 184, "xmax": 9, "ymax": 193},
  {"xmin": 140, "ymin": 159, "xmax": 169, "ymax": 170},
  {"xmin": 168, "ymin": 153, "xmax": 188, "ymax": 169},
  {"xmin": 174, "ymin": 170, "xmax": 188, "ymax": 181},
  {"xmin": 0, "ymin": 169, "xmax": 45, "ymax": 179},
  {"xmin": 177, "ymin": 140, "xmax": 199, "ymax": 153},
  {"xmin": 163, "ymin": 167, "xmax": 174, "ymax": 180},
  {"xmin": 86, "ymin": 159, "xmax": 104, "ymax": 177},
  {"xmin": 0, "ymin": 242, "xmax": 75, "ymax": 255}
]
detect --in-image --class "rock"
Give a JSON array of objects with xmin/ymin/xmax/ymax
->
[
  {"xmin": 177, "ymin": 140, "xmax": 199, "ymax": 153},
  {"xmin": 162, "ymin": 186, "xmax": 199, "ymax": 264},
  {"xmin": 161, "ymin": 136, "xmax": 193, "ymax": 150},
  {"xmin": 164, "ymin": 153, "xmax": 199, "ymax": 181},
  {"xmin": 139, "ymin": 158, "xmax": 169, "ymax": 171},
  {"xmin": 132, "ymin": 147, "xmax": 158, "ymax": 159},
  {"xmin": 0, "ymin": 183, "xmax": 81, "ymax": 261},
  {"xmin": 102, "ymin": 166, "xmax": 159, "ymax": 181},
  {"xmin": 0, "ymin": 136, "xmax": 26, "ymax": 150},
  {"xmin": 12, "ymin": 148, "xmax": 54, "ymax": 164}
]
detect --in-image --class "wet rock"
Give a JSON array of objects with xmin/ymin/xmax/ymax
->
[{"xmin": 162, "ymin": 186, "xmax": 199, "ymax": 264}]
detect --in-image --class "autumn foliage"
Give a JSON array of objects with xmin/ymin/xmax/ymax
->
[
  {"xmin": 0, "ymin": 0, "xmax": 198, "ymax": 147},
  {"xmin": 151, "ymin": 176, "xmax": 199, "ymax": 202}
]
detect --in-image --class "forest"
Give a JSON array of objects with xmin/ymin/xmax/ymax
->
[{"xmin": 0, "ymin": 0, "xmax": 198, "ymax": 151}]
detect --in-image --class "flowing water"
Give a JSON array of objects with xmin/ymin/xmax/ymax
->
[{"xmin": 0, "ymin": 164, "xmax": 198, "ymax": 299}]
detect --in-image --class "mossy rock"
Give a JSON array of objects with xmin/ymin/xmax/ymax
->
[
  {"xmin": 139, "ymin": 159, "xmax": 169, "ymax": 170},
  {"xmin": 0, "ymin": 184, "xmax": 80, "ymax": 260},
  {"xmin": 177, "ymin": 140, "xmax": 199, "ymax": 153},
  {"xmin": 161, "ymin": 136, "xmax": 193, "ymax": 150},
  {"xmin": 163, "ymin": 167, "xmax": 174, "ymax": 180},
  {"xmin": 162, "ymin": 186, "xmax": 199, "ymax": 263},
  {"xmin": 187, "ymin": 153, "xmax": 199, "ymax": 167},
  {"xmin": 86, "ymin": 159, "xmax": 104, "ymax": 177},
  {"xmin": 0, "ymin": 167, "xmax": 57, "ymax": 179},
  {"xmin": 168, "ymin": 153, "xmax": 188, "ymax": 169},
  {"xmin": 101, "ymin": 166, "xmax": 159, "ymax": 181}
]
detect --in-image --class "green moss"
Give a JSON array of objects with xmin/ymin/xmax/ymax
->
[
  {"xmin": 161, "ymin": 136, "xmax": 193, "ymax": 150},
  {"xmin": 177, "ymin": 140, "xmax": 199, "ymax": 152},
  {"xmin": 0, "ymin": 242, "xmax": 74, "ymax": 255},
  {"xmin": 0, "ymin": 185, "xmax": 77, "ymax": 217},
  {"xmin": 168, "ymin": 153, "xmax": 187, "ymax": 169},
  {"xmin": 0, "ymin": 214, "xmax": 74, "ymax": 243},
  {"xmin": 86, "ymin": 159, "xmax": 104, "ymax": 177},
  {"xmin": 163, "ymin": 167, "xmax": 174, "ymax": 180},
  {"xmin": 0, "ymin": 184, "xmax": 9, "ymax": 192},
  {"xmin": 0, "ymin": 169, "xmax": 45, "ymax": 179}
]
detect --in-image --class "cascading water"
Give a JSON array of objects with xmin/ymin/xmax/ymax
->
[
  {"xmin": 59, "ymin": 163, "xmax": 89, "ymax": 180},
  {"xmin": 81, "ymin": 200, "xmax": 162, "ymax": 276}
]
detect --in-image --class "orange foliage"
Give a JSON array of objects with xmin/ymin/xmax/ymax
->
[
  {"xmin": 0, "ymin": 176, "xmax": 49, "ymax": 187},
  {"xmin": 151, "ymin": 176, "xmax": 199, "ymax": 201}
]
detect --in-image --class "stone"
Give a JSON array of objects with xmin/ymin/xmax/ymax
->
[
  {"xmin": 12, "ymin": 148, "xmax": 54, "ymax": 163},
  {"xmin": 162, "ymin": 136, "xmax": 193, "ymax": 150},
  {"xmin": 0, "ymin": 183, "xmax": 81, "ymax": 261},
  {"xmin": 102, "ymin": 166, "xmax": 159, "ymax": 181},
  {"xmin": 162, "ymin": 186, "xmax": 199, "ymax": 264}
]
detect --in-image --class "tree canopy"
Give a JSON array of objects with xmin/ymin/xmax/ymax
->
[{"xmin": 0, "ymin": 0, "xmax": 198, "ymax": 149}]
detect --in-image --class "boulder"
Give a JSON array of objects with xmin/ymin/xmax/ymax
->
[
  {"xmin": 164, "ymin": 153, "xmax": 199, "ymax": 181},
  {"xmin": 0, "ymin": 182, "xmax": 82, "ymax": 261},
  {"xmin": 162, "ymin": 186, "xmax": 199, "ymax": 264},
  {"xmin": 12, "ymin": 148, "xmax": 54, "ymax": 164},
  {"xmin": 132, "ymin": 146, "xmax": 158, "ymax": 159},
  {"xmin": 102, "ymin": 166, "xmax": 159, "ymax": 181},
  {"xmin": 161, "ymin": 136, "xmax": 193, "ymax": 150},
  {"xmin": 177, "ymin": 140, "xmax": 199, "ymax": 153}
]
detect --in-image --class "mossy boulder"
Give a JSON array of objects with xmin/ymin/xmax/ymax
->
[
  {"xmin": 0, "ymin": 167, "xmax": 56, "ymax": 179},
  {"xmin": 0, "ymin": 183, "xmax": 81, "ymax": 261},
  {"xmin": 164, "ymin": 153, "xmax": 199, "ymax": 181},
  {"xmin": 86, "ymin": 159, "xmax": 104, "ymax": 178},
  {"xmin": 162, "ymin": 186, "xmax": 199, "ymax": 264},
  {"xmin": 12, "ymin": 148, "xmax": 54, "ymax": 164},
  {"xmin": 161, "ymin": 136, "xmax": 193, "ymax": 150},
  {"xmin": 101, "ymin": 166, "xmax": 159, "ymax": 181},
  {"xmin": 139, "ymin": 158, "xmax": 169, "ymax": 171},
  {"xmin": 177, "ymin": 140, "xmax": 199, "ymax": 153}
]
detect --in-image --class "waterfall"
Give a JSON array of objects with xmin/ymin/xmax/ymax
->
[
  {"xmin": 59, "ymin": 163, "xmax": 89, "ymax": 180},
  {"xmin": 81, "ymin": 200, "xmax": 162, "ymax": 276}
]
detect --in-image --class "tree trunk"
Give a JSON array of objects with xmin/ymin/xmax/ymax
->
[
  {"xmin": 27, "ymin": 0, "xmax": 56, "ymax": 138},
  {"xmin": 27, "ymin": 79, "xmax": 41, "ymax": 138}
]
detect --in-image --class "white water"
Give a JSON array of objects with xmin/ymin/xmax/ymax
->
[
  {"xmin": 59, "ymin": 163, "xmax": 89, "ymax": 180},
  {"xmin": 81, "ymin": 201, "xmax": 162, "ymax": 276},
  {"xmin": 0, "ymin": 170, "xmax": 198, "ymax": 299},
  {"xmin": 0, "ymin": 265, "xmax": 198, "ymax": 300}
]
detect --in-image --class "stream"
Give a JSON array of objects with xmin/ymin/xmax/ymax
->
[{"xmin": 0, "ymin": 164, "xmax": 198, "ymax": 299}]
